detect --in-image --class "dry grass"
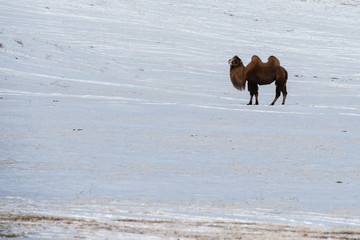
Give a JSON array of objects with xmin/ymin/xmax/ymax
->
[{"xmin": 2, "ymin": 212, "xmax": 360, "ymax": 239}]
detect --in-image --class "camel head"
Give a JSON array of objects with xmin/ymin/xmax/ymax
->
[{"xmin": 228, "ymin": 56, "xmax": 242, "ymax": 67}]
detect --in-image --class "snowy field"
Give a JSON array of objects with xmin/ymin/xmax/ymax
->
[{"xmin": 1, "ymin": 0, "xmax": 360, "ymax": 239}]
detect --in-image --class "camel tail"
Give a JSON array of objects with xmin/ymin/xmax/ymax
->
[{"xmin": 279, "ymin": 67, "xmax": 288, "ymax": 83}]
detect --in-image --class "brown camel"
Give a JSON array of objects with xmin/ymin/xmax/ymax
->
[{"xmin": 228, "ymin": 55, "xmax": 288, "ymax": 105}]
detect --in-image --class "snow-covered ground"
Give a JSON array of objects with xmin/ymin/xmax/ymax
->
[{"xmin": 1, "ymin": 0, "xmax": 360, "ymax": 239}]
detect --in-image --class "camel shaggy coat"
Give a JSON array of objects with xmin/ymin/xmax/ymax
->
[{"xmin": 228, "ymin": 55, "xmax": 288, "ymax": 105}]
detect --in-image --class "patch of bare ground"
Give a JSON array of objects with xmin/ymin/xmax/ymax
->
[
  {"xmin": 2, "ymin": 213, "xmax": 360, "ymax": 239},
  {"xmin": 340, "ymin": 1, "xmax": 360, "ymax": 6},
  {"xmin": 0, "ymin": 233, "xmax": 22, "ymax": 238},
  {"xmin": 14, "ymin": 40, "xmax": 23, "ymax": 46}
]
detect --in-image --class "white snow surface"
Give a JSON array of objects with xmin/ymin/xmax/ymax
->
[{"xmin": 1, "ymin": 0, "xmax": 360, "ymax": 239}]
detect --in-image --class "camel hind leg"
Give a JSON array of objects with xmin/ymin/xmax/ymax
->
[
  {"xmin": 270, "ymin": 83, "xmax": 281, "ymax": 105},
  {"xmin": 271, "ymin": 68, "xmax": 287, "ymax": 105},
  {"xmin": 281, "ymin": 69, "xmax": 288, "ymax": 105},
  {"xmin": 281, "ymin": 85, "xmax": 287, "ymax": 105}
]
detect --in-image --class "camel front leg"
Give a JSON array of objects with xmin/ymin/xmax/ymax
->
[
  {"xmin": 255, "ymin": 93, "xmax": 259, "ymax": 105},
  {"xmin": 248, "ymin": 92, "xmax": 259, "ymax": 105},
  {"xmin": 248, "ymin": 82, "xmax": 259, "ymax": 105},
  {"xmin": 248, "ymin": 93, "xmax": 254, "ymax": 105}
]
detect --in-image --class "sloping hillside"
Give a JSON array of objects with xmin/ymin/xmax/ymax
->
[{"xmin": 1, "ymin": 0, "xmax": 360, "ymax": 238}]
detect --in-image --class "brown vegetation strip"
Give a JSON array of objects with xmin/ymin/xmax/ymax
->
[
  {"xmin": 2, "ymin": 213, "xmax": 360, "ymax": 239},
  {"xmin": 1, "ymin": 213, "xmax": 83, "ymax": 223}
]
